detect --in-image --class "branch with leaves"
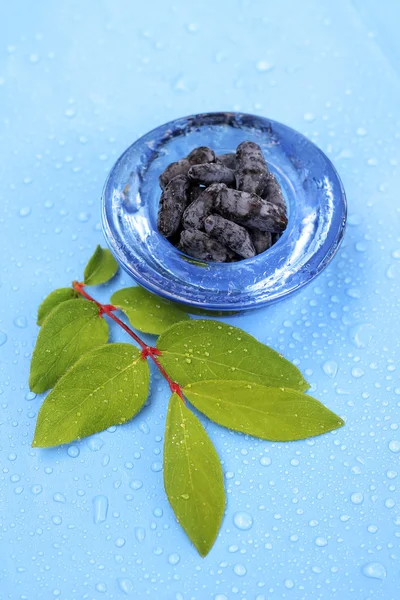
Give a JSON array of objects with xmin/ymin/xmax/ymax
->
[{"xmin": 29, "ymin": 246, "xmax": 344, "ymax": 556}]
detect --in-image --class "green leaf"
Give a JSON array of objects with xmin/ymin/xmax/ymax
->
[
  {"xmin": 157, "ymin": 320, "xmax": 309, "ymax": 391},
  {"xmin": 33, "ymin": 343, "xmax": 150, "ymax": 448},
  {"xmin": 84, "ymin": 245, "xmax": 118, "ymax": 286},
  {"xmin": 111, "ymin": 287, "xmax": 190, "ymax": 335},
  {"xmin": 184, "ymin": 380, "xmax": 344, "ymax": 441},
  {"xmin": 29, "ymin": 299, "xmax": 109, "ymax": 394},
  {"xmin": 37, "ymin": 287, "xmax": 79, "ymax": 325},
  {"xmin": 164, "ymin": 393, "xmax": 225, "ymax": 556}
]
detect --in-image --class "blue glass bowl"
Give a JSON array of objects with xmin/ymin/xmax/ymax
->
[{"xmin": 102, "ymin": 112, "xmax": 346, "ymax": 311}]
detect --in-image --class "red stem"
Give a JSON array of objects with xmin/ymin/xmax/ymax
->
[{"xmin": 72, "ymin": 281, "xmax": 185, "ymax": 401}]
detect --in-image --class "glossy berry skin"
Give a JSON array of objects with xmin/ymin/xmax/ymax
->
[
  {"xmin": 204, "ymin": 214, "xmax": 256, "ymax": 259},
  {"xmin": 215, "ymin": 185, "xmax": 288, "ymax": 233},
  {"xmin": 159, "ymin": 159, "xmax": 191, "ymax": 190},
  {"xmin": 249, "ymin": 229, "xmax": 272, "ymax": 254},
  {"xmin": 182, "ymin": 183, "xmax": 225, "ymax": 230},
  {"xmin": 187, "ymin": 146, "xmax": 215, "ymax": 165},
  {"xmin": 188, "ymin": 163, "xmax": 236, "ymax": 187},
  {"xmin": 188, "ymin": 185, "xmax": 204, "ymax": 203},
  {"xmin": 157, "ymin": 175, "xmax": 190, "ymax": 238},
  {"xmin": 215, "ymin": 153, "xmax": 236, "ymax": 170},
  {"xmin": 262, "ymin": 172, "xmax": 287, "ymax": 212},
  {"xmin": 235, "ymin": 140, "xmax": 269, "ymax": 195},
  {"xmin": 178, "ymin": 229, "xmax": 229, "ymax": 262}
]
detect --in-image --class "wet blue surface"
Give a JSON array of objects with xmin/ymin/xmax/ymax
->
[{"xmin": 0, "ymin": 1, "xmax": 399, "ymax": 599}]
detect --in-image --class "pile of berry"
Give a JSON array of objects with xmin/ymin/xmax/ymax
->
[{"xmin": 157, "ymin": 141, "xmax": 288, "ymax": 262}]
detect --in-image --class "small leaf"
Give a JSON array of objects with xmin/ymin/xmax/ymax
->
[
  {"xmin": 37, "ymin": 287, "xmax": 79, "ymax": 325},
  {"xmin": 157, "ymin": 320, "xmax": 309, "ymax": 391},
  {"xmin": 29, "ymin": 299, "xmax": 109, "ymax": 394},
  {"xmin": 33, "ymin": 343, "xmax": 150, "ymax": 447},
  {"xmin": 164, "ymin": 393, "xmax": 225, "ymax": 557},
  {"xmin": 184, "ymin": 380, "xmax": 344, "ymax": 441},
  {"xmin": 111, "ymin": 287, "xmax": 190, "ymax": 335},
  {"xmin": 84, "ymin": 245, "xmax": 118, "ymax": 286}
]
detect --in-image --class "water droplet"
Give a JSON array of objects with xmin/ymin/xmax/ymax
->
[
  {"xmin": 260, "ymin": 456, "xmax": 271, "ymax": 466},
  {"xmin": 356, "ymin": 127, "xmax": 367, "ymax": 136},
  {"xmin": 14, "ymin": 316, "xmax": 27, "ymax": 328},
  {"xmin": 151, "ymin": 461, "xmax": 162, "ymax": 472},
  {"xmin": 354, "ymin": 241, "xmax": 367, "ymax": 252},
  {"xmin": 233, "ymin": 512, "xmax": 253, "ymax": 531},
  {"xmin": 31, "ymin": 484, "xmax": 43, "ymax": 495},
  {"xmin": 139, "ymin": 421, "xmax": 150, "ymax": 434},
  {"xmin": 172, "ymin": 75, "xmax": 195, "ymax": 93},
  {"xmin": 153, "ymin": 507, "xmax": 163, "ymax": 517},
  {"xmin": 168, "ymin": 553, "xmax": 180, "ymax": 565},
  {"xmin": 350, "ymin": 492, "xmax": 364, "ymax": 505},
  {"xmin": 53, "ymin": 493, "xmax": 66, "ymax": 503},
  {"xmin": 256, "ymin": 60, "xmax": 274, "ymax": 72},
  {"xmin": 323, "ymin": 360, "xmax": 338, "ymax": 378},
  {"xmin": 95, "ymin": 582, "xmax": 107, "ymax": 593},
  {"xmin": 87, "ymin": 436, "xmax": 104, "ymax": 452},
  {"xmin": 77, "ymin": 211, "xmax": 90, "ymax": 222},
  {"xmin": 347, "ymin": 214, "xmax": 362, "ymax": 226},
  {"xmin": 129, "ymin": 480, "xmax": 143, "ymax": 490},
  {"xmin": 351, "ymin": 367, "xmax": 364, "ymax": 378},
  {"xmin": 315, "ymin": 537, "xmax": 328, "ymax": 547},
  {"xmin": 64, "ymin": 108, "xmax": 75, "ymax": 118},
  {"xmin": 350, "ymin": 324, "xmax": 375, "ymax": 348},
  {"xmin": 0, "ymin": 331, "xmax": 7, "ymax": 346},
  {"xmin": 233, "ymin": 564, "xmax": 247, "ymax": 576},
  {"xmin": 117, "ymin": 578, "xmax": 134, "ymax": 595},
  {"xmin": 19, "ymin": 206, "xmax": 31, "ymax": 217},
  {"xmin": 115, "ymin": 537, "xmax": 126, "ymax": 547},
  {"xmin": 25, "ymin": 391, "xmax": 36, "ymax": 401},
  {"xmin": 52, "ymin": 516, "xmax": 62, "ymax": 525},
  {"xmin": 367, "ymin": 525, "xmax": 378, "ymax": 533},
  {"xmin": 181, "ymin": 493, "xmax": 189, "ymax": 500},
  {"xmin": 28, "ymin": 53, "xmax": 40, "ymax": 63},
  {"xmin": 67, "ymin": 445, "xmax": 80, "ymax": 458},
  {"xmin": 304, "ymin": 112, "xmax": 316, "ymax": 122},
  {"xmin": 93, "ymin": 495, "xmax": 108, "ymax": 523},
  {"xmin": 284, "ymin": 579, "xmax": 294, "ymax": 589},
  {"xmin": 361, "ymin": 562, "xmax": 387, "ymax": 580},
  {"xmin": 386, "ymin": 264, "xmax": 397, "ymax": 279},
  {"xmin": 135, "ymin": 527, "xmax": 146, "ymax": 543},
  {"xmin": 102, "ymin": 454, "xmax": 110, "ymax": 466},
  {"xmin": 389, "ymin": 440, "xmax": 400, "ymax": 453}
]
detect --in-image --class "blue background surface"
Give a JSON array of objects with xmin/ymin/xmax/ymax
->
[{"xmin": 1, "ymin": 1, "xmax": 399, "ymax": 598}]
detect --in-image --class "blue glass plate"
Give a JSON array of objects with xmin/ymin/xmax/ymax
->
[{"xmin": 102, "ymin": 112, "xmax": 347, "ymax": 311}]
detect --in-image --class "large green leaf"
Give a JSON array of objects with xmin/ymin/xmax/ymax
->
[
  {"xmin": 33, "ymin": 343, "xmax": 150, "ymax": 448},
  {"xmin": 164, "ymin": 393, "xmax": 225, "ymax": 557},
  {"xmin": 29, "ymin": 299, "xmax": 109, "ymax": 394},
  {"xmin": 157, "ymin": 320, "xmax": 309, "ymax": 391},
  {"xmin": 184, "ymin": 380, "xmax": 344, "ymax": 441},
  {"xmin": 84, "ymin": 245, "xmax": 118, "ymax": 286},
  {"xmin": 111, "ymin": 287, "xmax": 190, "ymax": 335},
  {"xmin": 37, "ymin": 287, "xmax": 79, "ymax": 325}
]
